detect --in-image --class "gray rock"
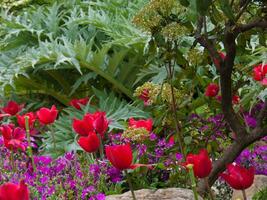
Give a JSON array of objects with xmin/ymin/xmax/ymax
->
[
  {"xmin": 106, "ymin": 188, "xmax": 203, "ymax": 200},
  {"xmin": 232, "ymin": 175, "xmax": 267, "ymax": 200}
]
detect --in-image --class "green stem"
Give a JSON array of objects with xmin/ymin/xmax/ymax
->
[
  {"xmin": 25, "ymin": 116, "xmax": 36, "ymax": 171},
  {"xmin": 125, "ymin": 170, "xmax": 137, "ymax": 200},
  {"xmin": 187, "ymin": 164, "xmax": 199, "ymax": 200},
  {"xmin": 205, "ymin": 177, "xmax": 215, "ymax": 200},
  {"xmin": 93, "ymin": 152, "xmax": 100, "ymax": 165},
  {"xmin": 96, "ymin": 133, "xmax": 104, "ymax": 159},
  {"xmin": 167, "ymin": 61, "xmax": 186, "ymax": 159},
  {"xmin": 10, "ymin": 149, "xmax": 15, "ymax": 173},
  {"xmin": 50, "ymin": 125, "xmax": 56, "ymax": 151},
  {"xmin": 242, "ymin": 190, "xmax": 247, "ymax": 200}
]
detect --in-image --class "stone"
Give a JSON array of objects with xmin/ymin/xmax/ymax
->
[
  {"xmin": 106, "ymin": 188, "xmax": 203, "ymax": 200},
  {"xmin": 232, "ymin": 175, "xmax": 267, "ymax": 200}
]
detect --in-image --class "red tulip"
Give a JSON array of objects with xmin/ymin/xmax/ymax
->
[
  {"xmin": 0, "ymin": 180, "xmax": 29, "ymax": 200},
  {"xmin": 205, "ymin": 83, "xmax": 219, "ymax": 97},
  {"xmin": 105, "ymin": 144, "xmax": 151, "ymax": 171},
  {"xmin": 78, "ymin": 131, "xmax": 100, "ymax": 153},
  {"xmin": 128, "ymin": 118, "xmax": 153, "ymax": 132},
  {"xmin": 36, "ymin": 105, "xmax": 58, "ymax": 125},
  {"xmin": 17, "ymin": 112, "xmax": 36, "ymax": 129},
  {"xmin": 2, "ymin": 101, "xmax": 23, "ymax": 116},
  {"xmin": 72, "ymin": 113, "xmax": 94, "ymax": 136},
  {"xmin": 253, "ymin": 63, "xmax": 267, "ymax": 82},
  {"xmin": 0, "ymin": 124, "xmax": 26, "ymax": 151},
  {"xmin": 213, "ymin": 52, "xmax": 226, "ymax": 68},
  {"xmin": 92, "ymin": 111, "xmax": 109, "ymax": 138},
  {"xmin": 220, "ymin": 164, "xmax": 254, "ymax": 190},
  {"xmin": 183, "ymin": 149, "xmax": 212, "ymax": 178},
  {"xmin": 69, "ymin": 97, "xmax": 89, "ymax": 110}
]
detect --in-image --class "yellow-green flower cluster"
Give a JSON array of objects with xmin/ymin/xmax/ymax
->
[
  {"xmin": 187, "ymin": 49, "xmax": 204, "ymax": 66},
  {"xmin": 161, "ymin": 22, "xmax": 189, "ymax": 40},
  {"xmin": 0, "ymin": 0, "xmax": 31, "ymax": 8},
  {"xmin": 132, "ymin": 0, "xmax": 183, "ymax": 33},
  {"xmin": 122, "ymin": 127, "xmax": 150, "ymax": 142},
  {"xmin": 161, "ymin": 83, "xmax": 183, "ymax": 104},
  {"xmin": 134, "ymin": 82, "xmax": 160, "ymax": 105}
]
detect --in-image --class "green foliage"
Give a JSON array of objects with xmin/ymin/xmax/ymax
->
[
  {"xmin": 0, "ymin": 0, "xmax": 150, "ymax": 104},
  {"xmin": 252, "ymin": 187, "xmax": 267, "ymax": 200},
  {"xmin": 41, "ymin": 89, "xmax": 149, "ymax": 157}
]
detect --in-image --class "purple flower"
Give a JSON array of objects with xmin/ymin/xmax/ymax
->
[
  {"xmin": 137, "ymin": 144, "xmax": 147, "ymax": 158},
  {"xmin": 175, "ymin": 153, "xmax": 183, "ymax": 161},
  {"xmin": 107, "ymin": 167, "xmax": 122, "ymax": 183},
  {"xmin": 244, "ymin": 115, "xmax": 257, "ymax": 128},
  {"xmin": 149, "ymin": 133, "xmax": 157, "ymax": 141},
  {"xmin": 89, "ymin": 193, "xmax": 105, "ymax": 200}
]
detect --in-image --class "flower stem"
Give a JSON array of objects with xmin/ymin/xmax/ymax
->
[
  {"xmin": 96, "ymin": 133, "xmax": 104, "ymax": 159},
  {"xmin": 25, "ymin": 116, "xmax": 36, "ymax": 171},
  {"xmin": 205, "ymin": 177, "xmax": 215, "ymax": 200},
  {"xmin": 187, "ymin": 164, "xmax": 199, "ymax": 200},
  {"xmin": 10, "ymin": 149, "xmax": 15, "ymax": 173},
  {"xmin": 167, "ymin": 61, "xmax": 186, "ymax": 159},
  {"xmin": 50, "ymin": 125, "xmax": 56, "ymax": 151},
  {"xmin": 242, "ymin": 190, "xmax": 247, "ymax": 200},
  {"xmin": 125, "ymin": 170, "xmax": 137, "ymax": 200}
]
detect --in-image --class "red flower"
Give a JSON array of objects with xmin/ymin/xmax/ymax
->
[
  {"xmin": 92, "ymin": 111, "xmax": 109, "ymax": 138},
  {"xmin": 0, "ymin": 124, "xmax": 26, "ymax": 151},
  {"xmin": 17, "ymin": 112, "xmax": 36, "ymax": 129},
  {"xmin": 128, "ymin": 118, "xmax": 153, "ymax": 132},
  {"xmin": 183, "ymin": 149, "xmax": 212, "ymax": 178},
  {"xmin": 36, "ymin": 105, "xmax": 58, "ymax": 125},
  {"xmin": 232, "ymin": 95, "xmax": 240, "ymax": 104},
  {"xmin": 72, "ymin": 114, "xmax": 94, "ymax": 136},
  {"xmin": 78, "ymin": 131, "xmax": 100, "ymax": 153},
  {"xmin": 216, "ymin": 95, "xmax": 240, "ymax": 104},
  {"xmin": 0, "ymin": 180, "xmax": 29, "ymax": 200},
  {"xmin": 205, "ymin": 83, "xmax": 219, "ymax": 97},
  {"xmin": 69, "ymin": 97, "xmax": 89, "ymax": 110},
  {"xmin": 220, "ymin": 164, "xmax": 254, "ymax": 190},
  {"xmin": 139, "ymin": 89, "xmax": 150, "ymax": 106},
  {"xmin": 213, "ymin": 52, "xmax": 226, "ymax": 68},
  {"xmin": 2, "ymin": 101, "xmax": 23, "ymax": 116},
  {"xmin": 105, "ymin": 144, "xmax": 151, "ymax": 171},
  {"xmin": 168, "ymin": 135, "xmax": 175, "ymax": 145},
  {"xmin": 253, "ymin": 64, "xmax": 267, "ymax": 82}
]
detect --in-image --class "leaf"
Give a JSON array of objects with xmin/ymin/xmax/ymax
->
[
  {"xmin": 184, "ymin": 136, "xmax": 192, "ymax": 145},
  {"xmin": 219, "ymin": 0, "xmax": 234, "ymax": 20},
  {"xmin": 179, "ymin": 0, "xmax": 190, "ymax": 7},
  {"xmin": 196, "ymin": 0, "xmax": 212, "ymax": 15}
]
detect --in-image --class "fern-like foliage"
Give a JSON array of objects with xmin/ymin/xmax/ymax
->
[{"xmin": 0, "ymin": 0, "xmax": 150, "ymax": 103}]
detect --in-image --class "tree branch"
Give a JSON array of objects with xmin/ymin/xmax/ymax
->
[
  {"xmin": 256, "ymin": 101, "xmax": 267, "ymax": 128},
  {"xmin": 234, "ymin": 19, "xmax": 267, "ymax": 34}
]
